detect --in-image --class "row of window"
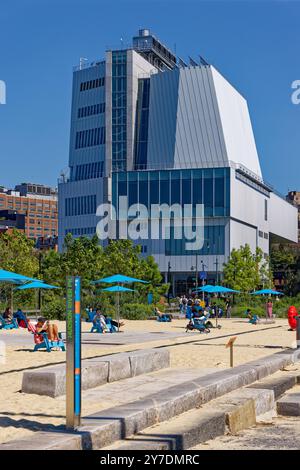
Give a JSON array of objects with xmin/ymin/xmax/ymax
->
[
  {"xmin": 77, "ymin": 103, "xmax": 105, "ymax": 118},
  {"xmin": 65, "ymin": 195, "xmax": 97, "ymax": 217},
  {"xmin": 80, "ymin": 77, "xmax": 105, "ymax": 92},
  {"xmin": 65, "ymin": 227, "xmax": 95, "ymax": 236},
  {"xmin": 112, "ymin": 51, "xmax": 127, "ymax": 172},
  {"xmin": 75, "ymin": 127, "xmax": 105, "ymax": 149},
  {"xmin": 112, "ymin": 168, "xmax": 230, "ymax": 218},
  {"xmin": 165, "ymin": 225, "xmax": 225, "ymax": 256},
  {"xmin": 72, "ymin": 162, "xmax": 104, "ymax": 181}
]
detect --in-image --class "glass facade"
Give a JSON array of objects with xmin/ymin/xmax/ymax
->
[
  {"xmin": 112, "ymin": 168, "xmax": 230, "ymax": 217},
  {"xmin": 112, "ymin": 51, "xmax": 127, "ymax": 171},
  {"xmin": 112, "ymin": 168, "xmax": 230, "ymax": 256},
  {"xmin": 134, "ymin": 78, "xmax": 150, "ymax": 169},
  {"xmin": 165, "ymin": 224, "xmax": 225, "ymax": 256}
]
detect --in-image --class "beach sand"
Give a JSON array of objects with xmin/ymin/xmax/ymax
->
[{"xmin": 0, "ymin": 317, "xmax": 296, "ymax": 445}]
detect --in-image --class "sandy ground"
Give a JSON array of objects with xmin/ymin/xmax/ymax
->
[
  {"xmin": 192, "ymin": 416, "xmax": 300, "ymax": 450},
  {"xmin": 0, "ymin": 317, "xmax": 297, "ymax": 445}
]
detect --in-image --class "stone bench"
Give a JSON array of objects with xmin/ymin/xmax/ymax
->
[{"xmin": 22, "ymin": 348, "xmax": 170, "ymax": 397}]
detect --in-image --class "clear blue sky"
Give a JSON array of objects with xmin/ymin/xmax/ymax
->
[{"xmin": 0, "ymin": 0, "xmax": 299, "ymax": 194}]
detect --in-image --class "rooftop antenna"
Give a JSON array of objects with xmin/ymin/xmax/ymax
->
[{"xmin": 79, "ymin": 58, "xmax": 88, "ymax": 70}]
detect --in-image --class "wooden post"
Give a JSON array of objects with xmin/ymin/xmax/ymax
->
[{"xmin": 226, "ymin": 336, "xmax": 237, "ymax": 368}]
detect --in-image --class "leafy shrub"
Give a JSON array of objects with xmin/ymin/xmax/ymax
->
[
  {"xmin": 121, "ymin": 303, "xmax": 154, "ymax": 320},
  {"xmin": 231, "ymin": 304, "xmax": 264, "ymax": 318},
  {"xmin": 42, "ymin": 297, "xmax": 65, "ymax": 320}
]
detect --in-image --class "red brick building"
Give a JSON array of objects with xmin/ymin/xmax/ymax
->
[{"xmin": 0, "ymin": 183, "xmax": 58, "ymax": 243}]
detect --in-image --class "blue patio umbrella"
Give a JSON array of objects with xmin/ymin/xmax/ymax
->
[
  {"xmin": 251, "ymin": 289, "xmax": 284, "ymax": 296},
  {"xmin": 16, "ymin": 281, "xmax": 60, "ymax": 319},
  {"xmin": 101, "ymin": 285, "xmax": 135, "ymax": 330},
  {"xmin": 16, "ymin": 281, "xmax": 60, "ymax": 290},
  {"xmin": 0, "ymin": 269, "xmax": 37, "ymax": 284},
  {"xmin": 92, "ymin": 274, "xmax": 148, "ymax": 284},
  {"xmin": 251, "ymin": 289, "xmax": 283, "ymax": 321},
  {"xmin": 93, "ymin": 274, "xmax": 147, "ymax": 331},
  {"xmin": 194, "ymin": 284, "xmax": 215, "ymax": 292},
  {"xmin": 204, "ymin": 286, "xmax": 240, "ymax": 294},
  {"xmin": 0, "ymin": 269, "xmax": 38, "ymax": 311},
  {"xmin": 101, "ymin": 286, "xmax": 135, "ymax": 293}
]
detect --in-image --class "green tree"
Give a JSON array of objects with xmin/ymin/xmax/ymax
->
[
  {"xmin": 0, "ymin": 230, "xmax": 39, "ymax": 307},
  {"xmin": 223, "ymin": 244, "xmax": 272, "ymax": 293},
  {"xmin": 0, "ymin": 229, "xmax": 38, "ymax": 276},
  {"xmin": 270, "ymin": 244, "xmax": 299, "ymax": 295}
]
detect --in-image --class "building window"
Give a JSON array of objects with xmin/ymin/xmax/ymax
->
[
  {"xmin": 259, "ymin": 231, "xmax": 263, "ymax": 238},
  {"xmin": 165, "ymin": 225, "xmax": 225, "ymax": 256},
  {"xmin": 264, "ymin": 199, "xmax": 268, "ymax": 221},
  {"xmin": 112, "ymin": 50, "xmax": 127, "ymax": 171},
  {"xmin": 72, "ymin": 162, "xmax": 104, "ymax": 181},
  {"xmin": 75, "ymin": 127, "xmax": 105, "ymax": 149},
  {"xmin": 112, "ymin": 168, "xmax": 230, "ymax": 217},
  {"xmin": 65, "ymin": 195, "xmax": 97, "ymax": 216},
  {"xmin": 80, "ymin": 77, "xmax": 105, "ymax": 92},
  {"xmin": 78, "ymin": 103, "xmax": 105, "ymax": 118}
]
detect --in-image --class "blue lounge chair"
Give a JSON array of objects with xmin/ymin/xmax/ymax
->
[
  {"xmin": 157, "ymin": 314, "xmax": 172, "ymax": 322},
  {"xmin": 91, "ymin": 317, "xmax": 117, "ymax": 333},
  {"xmin": 186, "ymin": 316, "xmax": 210, "ymax": 333},
  {"xmin": 34, "ymin": 332, "xmax": 65, "ymax": 352},
  {"xmin": 0, "ymin": 315, "xmax": 19, "ymax": 330}
]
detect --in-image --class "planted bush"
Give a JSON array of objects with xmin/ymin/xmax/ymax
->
[
  {"xmin": 42, "ymin": 297, "xmax": 65, "ymax": 320},
  {"xmin": 121, "ymin": 303, "xmax": 154, "ymax": 320}
]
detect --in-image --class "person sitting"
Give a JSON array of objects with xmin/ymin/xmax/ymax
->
[
  {"xmin": 36, "ymin": 317, "xmax": 59, "ymax": 342},
  {"xmin": 93, "ymin": 309, "xmax": 109, "ymax": 332},
  {"xmin": 192, "ymin": 304, "xmax": 203, "ymax": 318},
  {"xmin": 2, "ymin": 307, "xmax": 13, "ymax": 324},
  {"xmin": 13, "ymin": 308, "xmax": 28, "ymax": 328},
  {"xmin": 154, "ymin": 307, "xmax": 172, "ymax": 322},
  {"xmin": 246, "ymin": 309, "xmax": 259, "ymax": 325}
]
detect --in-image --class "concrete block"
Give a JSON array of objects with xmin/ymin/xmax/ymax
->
[
  {"xmin": 90, "ymin": 354, "xmax": 131, "ymax": 382},
  {"xmin": 22, "ymin": 368, "xmax": 66, "ymax": 398},
  {"xmin": 235, "ymin": 388, "xmax": 276, "ymax": 417},
  {"xmin": 81, "ymin": 361, "xmax": 109, "ymax": 390},
  {"xmin": 129, "ymin": 349, "xmax": 170, "ymax": 376},
  {"xmin": 216, "ymin": 399, "xmax": 256, "ymax": 434},
  {"xmin": 140, "ymin": 410, "xmax": 225, "ymax": 450},
  {"xmin": 0, "ymin": 431, "xmax": 82, "ymax": 450},
  {"xmin": 248, "ymin": 375, "xmax": 297, "ymax": 399},
  {"xmin": 277, "ymin": 394, "xmax": 300, "ymax": 416},
  {"xmin": 22, "ymin": 349, "xmax": 170, "ymax": 396}
]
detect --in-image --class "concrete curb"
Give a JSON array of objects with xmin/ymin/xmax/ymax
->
[
  {"xmin": 104, "ymin": 387, "xmax": 276, "ymax": 450},
  {"xmin": 277, "ymin": 394, "xmax": 300, "ymax": 416},
  {"xmin": 21, "ymin": 348, "xmax": 170, "ymax": 397},
  {"xmin": 2, "ymin": 348, "xmax": 300, "ymax": 450}
]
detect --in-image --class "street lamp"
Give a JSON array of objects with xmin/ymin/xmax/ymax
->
[
  {"xmin": 191, "ymin": 254, "xmax": 199, "ymax": 292},
  {"xmin": 167, "ymin": 261, "xmax": 171, "ymax": 304}
]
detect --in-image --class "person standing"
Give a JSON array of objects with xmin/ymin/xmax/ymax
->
[
  {"xmin": 266, "ymin": 299, "xmax": 273, "ymax": 320},
  {"xmin": 226, "ymin": 299, "xmax": 232, "ymax": 319}
]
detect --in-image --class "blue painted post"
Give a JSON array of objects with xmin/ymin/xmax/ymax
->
[{"xmin": 66, "ymin": 276, "xmax": 81, "ymax": 429}]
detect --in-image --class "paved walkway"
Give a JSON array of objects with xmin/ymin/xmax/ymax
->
[{"xmin": 0, "ymin": 329, "xmax": 188, "ymax": 348}]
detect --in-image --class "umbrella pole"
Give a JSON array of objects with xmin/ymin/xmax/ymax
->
[
  {"xmin": 117, "ymin": 290, "xmax": 120, "ymax": 332},
  {"xmin": 11, "ymin": 285, "xmax": 13, "ymax": 312},
  {"xmin": 36, "ymin": 290, "xmax": 38, "ymax": 321}
]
